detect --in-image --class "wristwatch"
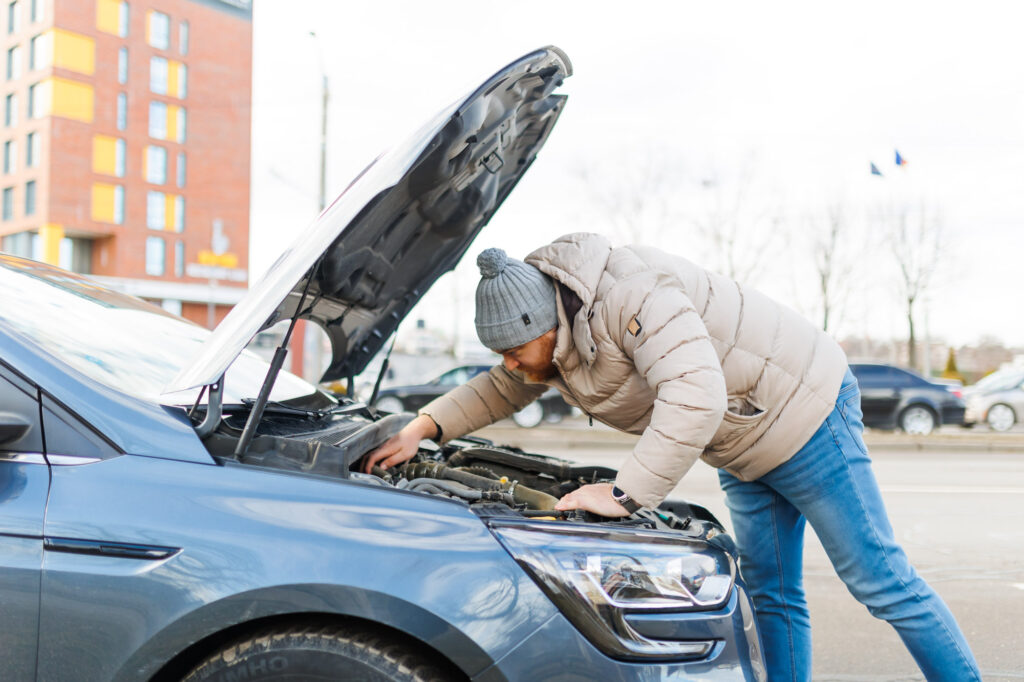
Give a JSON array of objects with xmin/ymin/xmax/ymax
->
[{"xmin": 611, "ymin": 485, "xmax": 642, "ymax": 514}]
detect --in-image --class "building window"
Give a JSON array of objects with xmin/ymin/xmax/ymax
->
[
  {"xmin": 146, "ymin": 189, "xmax": 163, "ymax": 229},
  {"xmin": 2, "ymin": 186, "xmax": 13, "ymax": 220},
  {"xmin": 7, "ymin": 1, "xmax": 19, "ymax": 34},
  {"xmin": 4, "ymin": 93, "xmax": 15, "ymax": 126},
  {"xmin": 173, "ymin": 195, "xmax": 183, "ymax": 232},
  {"xmin": 25, "ymin": 131, "xmax": 37, "ymax": 166},
  {"xmin": 118, "ymin": 47, "xmax": 128, "ymax": 84},
  {"xmin": 179, "ymin": 21, "xmax": 188, "ymax": 55},
  {"xmin": 149, "ymin": 55, "xmax": 167, "ymax": 94},
  {"xmin": 119, "ymin": 1, "xmax": 128, "ymax": 37},
  {"xmin": 29, "ymin": 0, "xmax": 39, "ymax": 22},
  {"xmin": 23, "ymin": 178, "xmax": 33, "ymax": 215},
  {"xmin": 26, "ymin": 81, "xmax": 38, "ymax": 118},
  {"xmin": 3, "ymin": 139, "xmax": 14, "ymax": 173},
  {"xmin": 116, "ymin": 92, "xmax": 126, "ymax": 130},
  {"xmin": 145, "ymin": 144, "xmax": 166, "ymax": 184},
  {"xmin": 29, "ymin": 32, "xmax": 49, "ymax": 70},
  {"xmin": 113, "ymin": 185, "xmax": 124, "ymax": 224},
  {"xmin": 177, "ymin": 63, "xmax": 187, "ymax": 98},
  {"xmin": 7, "ymin": 45, "xmax": 21, "ymax": 80},
  {"xmin": 175, "ymin": 151, "xmax": 184, "ymax": 187},
  {"xmin": 176, "ymin": 107, "xmax": 186, "ymax": 142},
  {"xmin": 174, "ymin": 239, "xmax": 184, "ymax": 276},
  {"xmin": 115, "ymin": 137, "xmax": 125, "ymax": 177},
  {"xmin": 147, "ymin": 11, "xmax": 169, "ymax": 50},
  {"xmin": 145, "ymin": 236, "xmax": 165, "ymax": 275},
  {"xmin": 148, "ymin": 100, "xmax": 165, "ymax": 139}
]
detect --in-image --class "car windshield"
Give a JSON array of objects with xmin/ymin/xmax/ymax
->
[
  {"xmin": 0, "ymin": 256, "xmax": 318, "ymax": 406},
  {"xmin": 974, "ymin": 370, "xmax": 1024, "ymax": 393}
]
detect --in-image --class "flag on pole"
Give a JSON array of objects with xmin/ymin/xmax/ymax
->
[
  {"xmin": 870, "ymin": 162, "xmax": 883, "ymax": 176},
  {"xmin": 895, "ymin": 149, "xmax": 907, "ymax": 167}
]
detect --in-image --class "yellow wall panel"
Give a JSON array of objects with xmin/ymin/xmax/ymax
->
[
  {"xmin": 39, "ymin": 224, "xmax": 65, "ymax": 266},
  {"xmin": 52, "ymin": 29, "xmax": 96, "ymax": 76},
  {"xmin": 168, "ymin": 60, "xmax": 179, "ymax": 98},
  {"xmin": 164, "ymin": 194, "xmax": 176, "ymax": 231},
  {"xmin": 51, "ymin": 78, "xmax": 94, "ymax": 123},
  {"xmin": 92, "ymin": 184, "xmax": 116, "ymax": 223},
  {"xmin": 92, "ymin": 135, "xmax": 117, "ymax": 175},
  {"xmin": 96, "ymin": 0, "xmax": 120, "ymax": 35},
  {"xmin": 166, "ymin": 105, "xmax": 178, "ymax": 141}
]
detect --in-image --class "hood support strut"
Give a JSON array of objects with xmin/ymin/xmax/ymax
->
[{"xmin": 234, "ymin": 262, "xmax": 321, "ymax": 458}]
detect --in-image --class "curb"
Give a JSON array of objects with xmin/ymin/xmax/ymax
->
[{"xmin": 476, "ymin": 423, "xmax": 1024, "ymax": 453}]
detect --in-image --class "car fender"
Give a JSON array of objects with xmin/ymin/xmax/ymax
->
[
  {"xmin": 39, "ymin": 455, "xmax": 557, "ymax": 681},
  {"xmin": 112, "ymin": 583, "xmax": 504, "ymax": 681}
]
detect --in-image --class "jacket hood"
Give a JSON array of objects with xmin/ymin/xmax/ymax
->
[
  {"xmin": 166, "ymin": 47, "xmax": 571, "ymax": 394},
  {"xmin": 525, "ymin": 232, "xmax": 613, "ymax": 367}
]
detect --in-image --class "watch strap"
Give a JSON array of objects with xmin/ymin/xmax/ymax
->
[{"xmin": 611, "ymin": 485, "xmax": 642, "ymax": 513}]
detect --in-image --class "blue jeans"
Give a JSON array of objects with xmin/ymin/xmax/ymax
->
[{"xmin": 718, "ymin": 370, "xmax": 981, "ymax": 681}]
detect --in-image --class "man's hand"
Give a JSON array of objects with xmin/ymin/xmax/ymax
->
[
  {"xmin": 362, "ymin": 414, "xmax": 439, "ymax": 474},
  {"xmin": 555, "ymin": 483, "xmax": 631, "ymax": 518}
]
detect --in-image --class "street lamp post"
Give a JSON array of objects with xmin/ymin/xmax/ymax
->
[{"xmin": 290, "ymin": 31, "xmax": 330, "ymax": 380}]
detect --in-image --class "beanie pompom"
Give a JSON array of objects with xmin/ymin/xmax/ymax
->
[{"xmin": 477, "ymin": 248, "xmax": 507, "ymax": 279}]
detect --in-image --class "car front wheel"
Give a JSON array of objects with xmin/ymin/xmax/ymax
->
[
  {"xmin": 183, "ymin": 624, "xmax": 459, "ymax": 682},
  {"xmin": 511, "ymin": 402, "xmax": 544, "ymax": 428},
  {"xmin": 899, "ymin": 405, "xmax": 936, "ymax": 435},
  {"xmin": 986, "ymin": 403, "xmax": 1016, "ymax": 432}
]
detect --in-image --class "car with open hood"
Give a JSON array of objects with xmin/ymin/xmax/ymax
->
[{"xmin": 0, "ymin": 47, "xmax": 765, "ymax": 681}]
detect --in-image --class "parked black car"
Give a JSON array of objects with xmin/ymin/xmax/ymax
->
[
  {"xmin": 849, "ymin": 363, "xmax": 966, "ymax": 435},
  {"xmin": 373, "ymin": 364, "xmax": 574, "ymax": 428}
]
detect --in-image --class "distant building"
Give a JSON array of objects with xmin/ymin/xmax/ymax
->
[{"xmin": 0, "ymin": 0, "xmax": 252, "ymax": 327}]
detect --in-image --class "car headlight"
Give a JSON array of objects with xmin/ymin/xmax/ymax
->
[{"xmin": 490, "ymin": 522, "xmax": 735, "ymax": 661}]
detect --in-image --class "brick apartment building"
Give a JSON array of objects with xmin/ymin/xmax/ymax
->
[{"xmin": 0, "ymin": 0, "xmax": 251, "ymax": 327}]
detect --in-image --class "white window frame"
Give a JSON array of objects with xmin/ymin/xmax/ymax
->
[
  {"xmin": 148, "ymin": 11, "xmax": 169, "ymax": 50},
  {"xmin": 146, "ymin": 189, "xmax": 164, "ymax": 229},
  {"xmin": 145, "ymin": 144, "xmax": 166, "ymax": 184},
  {"xmin": 145, "ymin": 236, "xmax": 165, "ymax": 276},
  {"xmin": 149, "ymin": 55, "xmax": 167, "ymax": 95}
]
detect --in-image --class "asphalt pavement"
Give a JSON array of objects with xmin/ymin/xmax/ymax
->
[{"xmin": 476, "ymin": 419, "xmax": 1024, "ymax": 681}]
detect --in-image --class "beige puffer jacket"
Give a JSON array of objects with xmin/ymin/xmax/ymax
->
[{"xmin": 422, "ymin": 233, "xmax": 847, "ymax": 508}]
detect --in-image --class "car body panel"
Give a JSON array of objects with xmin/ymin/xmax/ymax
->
[
  {"xmin": 473, "ymin": 588, "xmax": 764, "ymax": 681},
  {"xmin": 850, "ymin": 363, "xmax": 966, "ymax": 430},
  {"xmin": 167, "ymin": 46, "xmax": 572, "ymax": 393},
  {"xmin": 38, "ymin": 454, "xmax": 557, "ymax": 680},
  {"xmin": 0, "ymin": 45, "xmax": 766, "ymax": 681}
]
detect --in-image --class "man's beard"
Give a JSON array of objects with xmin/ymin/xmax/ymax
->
[{"xmin": 520, "ymin": 331, "xmax": 558, "ymax": 382}]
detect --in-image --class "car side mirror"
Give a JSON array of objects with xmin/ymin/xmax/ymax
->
[{"xmin": 0, "ymin": 412, "xmax": 31, "ymax": 447}]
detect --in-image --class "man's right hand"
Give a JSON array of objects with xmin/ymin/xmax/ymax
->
[{"xmin": 362, "ymin": 414, "xmax": 440, "ymax": 474}]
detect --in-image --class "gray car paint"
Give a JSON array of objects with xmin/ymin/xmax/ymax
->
[{"xmin": 0, "ymin": 45, "xmax": 765, "ymax": 681}]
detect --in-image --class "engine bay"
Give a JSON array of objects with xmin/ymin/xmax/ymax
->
[{"xmin": 200, "ymin": 403, "xmax": 726, "ymax": 541}]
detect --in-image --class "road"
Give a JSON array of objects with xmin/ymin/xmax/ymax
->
[{"xmin": 476, "ymin": 423, "xmax": 1024, "ymax": 680}]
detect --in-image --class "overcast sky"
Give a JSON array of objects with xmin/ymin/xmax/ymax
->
[{"xmin": 249, "ymin": 1, "xmax": 1024, "ymax": 351}]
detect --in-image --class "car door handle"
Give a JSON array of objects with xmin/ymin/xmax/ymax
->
[{"xmin": 44, "ymin": 537, "xmax": 180, "ymax": 560}]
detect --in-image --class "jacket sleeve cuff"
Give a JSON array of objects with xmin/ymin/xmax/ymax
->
[{"xmin": 614, "ymin": 448, "xmax": 700, "ymax": 509}]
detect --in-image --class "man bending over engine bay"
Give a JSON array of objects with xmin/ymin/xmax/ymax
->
[{"xmin": 363, "ymin": 232, "xmax": 980, "ymax": 682}]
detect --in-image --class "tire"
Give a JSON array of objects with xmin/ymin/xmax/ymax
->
[
  {"xmin": 511, "ymin": 402, "xmax": 544, "ymax": 428},
  {"xmin": 374, "ymin": 396, "xmax": 405, "ymax": 414},
  {"xmin": 183, "ymin": 623, "xmax": 459, "ymax": 682},
  {"xmin": 986, "ymin": 403, "xmax": 1016, "ymax": 432},
  {"xmin": 899, "ymin": 405, "xmax": 936, "ymax": 436}
]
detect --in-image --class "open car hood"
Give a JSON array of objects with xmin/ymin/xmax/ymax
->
[{"xmin": 166, "ymin": 46, "xmax": 571, "ymax": 394}]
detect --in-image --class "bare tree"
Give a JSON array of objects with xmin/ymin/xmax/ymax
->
[
  {"xmin": 808, "ymin": 202, "xmax": 859, "ymax": 333},
  {"xmin": 877, "ymin": 201, "xmax": 947, "ymax": 371},
  {"xmin": 571, "ymin": 148, "xmax": 687, "ymax": 248},
  {"xmin": 687, "ymin": 158, "xmax": 784, "ymax": 286}
]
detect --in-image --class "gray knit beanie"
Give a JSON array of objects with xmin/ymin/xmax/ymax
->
[{"xmin": 474, "ymin": 248, "xmax": 557, "ymax": 351}]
